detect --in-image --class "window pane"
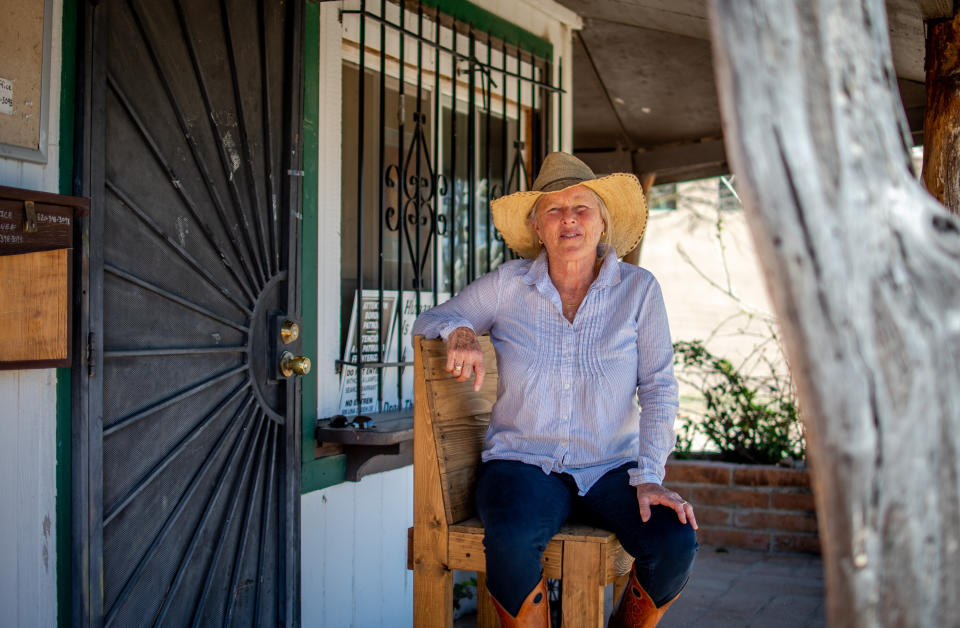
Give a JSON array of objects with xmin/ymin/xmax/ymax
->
[{"xmin": 341, "ymin": 64, "xmax": 437, "ymax": 350}]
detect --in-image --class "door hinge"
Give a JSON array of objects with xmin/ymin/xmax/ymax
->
[{"xmin": 86, "ymin": 332, "xmax": 95, "ymax": 377}]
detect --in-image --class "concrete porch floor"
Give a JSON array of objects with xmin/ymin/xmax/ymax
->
[{"xmin": 455, "ymin": 545, "xmax": 825, "ymax": 627}]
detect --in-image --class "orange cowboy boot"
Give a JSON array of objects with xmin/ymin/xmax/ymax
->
[
  {"xmin": 608, "ymin": 566, "xmax": 682, "ymax": 628},
  {"xmin": 490, "ymin": 577, "xmax": 550, "ymax": 628}
]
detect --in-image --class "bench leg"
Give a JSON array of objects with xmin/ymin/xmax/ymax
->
[
  {"xmin": 414, "ymin": 565, "xmax": 453, "ymax": 627},
  {"xmin": 476, "ymin": 573, "xmax": 500, "ymax": 628},
  {"xmin": 561, "ymin": 542, "xmax": 605, "ymax": 627}
]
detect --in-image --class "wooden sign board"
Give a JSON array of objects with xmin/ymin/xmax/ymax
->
[
  {"xmin": 0, "ymin": 249, "xmax": 70, "ymax": 365},
  {"xmin": 0, "ymin": 199, "xmax": 73, "ymax": 253},
  {"xmin": 0, "ymin": 185, "xmax": 88, "ymax": 369}
]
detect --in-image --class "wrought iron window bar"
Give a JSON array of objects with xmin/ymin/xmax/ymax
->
[{"xmin": 333, "ymin": 0, "xmax": 561, "ymax": 425}]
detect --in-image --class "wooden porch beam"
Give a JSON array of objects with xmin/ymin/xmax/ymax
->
[
  {"xmin": 917, "ymin": 0, "xmax": 955, "ymax": 21},
  {"xmin": 575, "ymin": 138, "xmax": 728, "ymax": 184},
  {"xmin": 623, "ymin": 172, "xmax": 655, "ymax": 266}
]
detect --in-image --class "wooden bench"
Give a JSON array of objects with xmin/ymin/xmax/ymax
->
[{"xmin": 409, "ymin": 335, "xmax": 631, "ymax": 627}]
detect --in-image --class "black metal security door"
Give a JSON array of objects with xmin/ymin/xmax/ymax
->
[{"xmin": 77, "ymin": 1, "xmax": 303, "ymax": 626}]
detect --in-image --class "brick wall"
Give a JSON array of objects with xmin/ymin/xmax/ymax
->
[{"xmin": 664, "ymin": 460, "xmax": 820, "ymax": 554}]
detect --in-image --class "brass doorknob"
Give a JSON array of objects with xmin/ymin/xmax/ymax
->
[{"xmin": 279, "ymin": 352, "xmax": 311, "ymax": 377}]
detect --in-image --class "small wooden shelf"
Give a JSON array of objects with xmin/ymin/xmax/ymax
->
[{"xmin": 316, "ymin": 409, "xmax": 414, "ymax": 481}]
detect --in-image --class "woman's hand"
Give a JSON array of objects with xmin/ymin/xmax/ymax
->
[
  {"xmin": 445, "ymin": 327, "xmax": 486, "ymax": 391},
  {"xmin": 635, "ymin": 483, "xmax": 698, "ymax": 529}
]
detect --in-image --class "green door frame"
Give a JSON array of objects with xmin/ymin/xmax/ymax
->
[{"xmin": 57, "ymin": 0, "xmax": 79, "ymax": 624}]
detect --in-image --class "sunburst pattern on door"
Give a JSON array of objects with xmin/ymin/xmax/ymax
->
[{"xmin": 90, "ymin": 0, "xmax": 302, "ymax": 625}]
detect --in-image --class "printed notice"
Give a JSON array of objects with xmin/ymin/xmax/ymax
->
[
  {"xmin": 337, "ymin": 289, "xmax": 449, "ymax": 414},
  {"xmin": 338, "ymin": 290, "xmax": 400, "ymax": 415},
  {"xmin": 0, "ymin": 78, "xmax": 12, "ymax": 115}
]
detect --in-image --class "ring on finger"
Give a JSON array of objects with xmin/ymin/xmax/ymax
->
[{"xmin": 680, "ymin": 500, "xmax": 689, "ymax": 506}]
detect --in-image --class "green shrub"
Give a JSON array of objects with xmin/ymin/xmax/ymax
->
[
  {"xmin": 453, "ymin": 576, "xmax": 476, "ymax": 611},
  {"xmin": 672, "ymin": 340, "xmax": 804, "ymax": 465}
]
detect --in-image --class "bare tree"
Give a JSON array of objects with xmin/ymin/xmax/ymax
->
[{"xmin": 709, "ymin": 1, "xmax": 960, "ymax": 626}]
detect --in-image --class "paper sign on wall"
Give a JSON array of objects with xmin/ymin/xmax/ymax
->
[
  {"xmin": 0, "ymin": 79, "xmax": 13, "ymax": 115},
  {"xmin": 338, "ymin": 290, "xmax": 400, "ymax": 415},
  {"xmin": 337, "ymin": 289, "xmax": 449, "ymax": 414}
]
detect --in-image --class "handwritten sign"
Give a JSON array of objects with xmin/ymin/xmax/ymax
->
[
  {"xmin": 0, "ymin": 78, "xmax": 12, "ymax": 115},
  {"xmin": 0, "ymin": 199, "xmax": 73, "ymax": 255}
]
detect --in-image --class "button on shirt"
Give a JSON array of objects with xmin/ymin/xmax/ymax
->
[{"xmin": 411, "ymin": 248, "xmax": 679, "ymax": 495}]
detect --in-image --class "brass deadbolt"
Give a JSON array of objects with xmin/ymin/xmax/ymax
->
[
  {"xmin": 280, "ymin": 320, "xmax": 300, "ymax": 344},
  {"xmin": 280, "ymin": 351, "xmax": 311, "ymax": 377}
]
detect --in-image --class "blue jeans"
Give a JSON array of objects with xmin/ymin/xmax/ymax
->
[{"xmin": 475, "ymin": 459, "xmax": 698, "ymax": 615}]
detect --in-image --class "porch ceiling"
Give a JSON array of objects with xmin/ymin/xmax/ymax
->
[{"xmin": 555, "ymin": 0, "xmax": 938, "ymax": 183}]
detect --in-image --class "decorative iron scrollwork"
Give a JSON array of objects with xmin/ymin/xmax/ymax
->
[
  {"xmin": 436, "ymin": 173, "xmax": 449, "ymax": 236},
  {"xmin": 384, "ymin": 163, "xmax": 401, "ymax": 232},
  {"xmin": 402, "ymin": 113, "xmax": 437, "ymax": 203},
  {"xmin": 383, "ymin": 111, "xmax": 442, "ymax": 288}
]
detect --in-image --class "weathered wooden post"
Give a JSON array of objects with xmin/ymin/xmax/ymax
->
[
  {"xmin": 922, "ymin": 8, "xmax": 960, "ymax": 214},
  {"xmin": 709, "ymin": 0, "xmax": 960, "ymax": 625},
  {"xmin": 623, "ymin": 172, "xmax": 655, "ymax": 265}
]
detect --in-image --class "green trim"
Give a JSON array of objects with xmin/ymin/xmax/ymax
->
[
  {"xmin": 420, "ymin": 0, "xmax": 553, "ymax": 60},
  {"xmin": 302, "ymin": 455, "xmax": 348, "ymax": 493},
  {"xmin": 58, "ymin": 0, "xmax": 77, "ymax": 196},
  {"xmin": 56, "ymin": 0, "xmax": 78, "ymax": 625},
  {"xmin": 301, "ymin": 1, "xmax": 344, "ymax": 493}
]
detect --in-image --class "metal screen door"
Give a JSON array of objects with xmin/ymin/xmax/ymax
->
[{"xmin": 77, "ymin": 1, "xmax": 303, "ymax": 626}]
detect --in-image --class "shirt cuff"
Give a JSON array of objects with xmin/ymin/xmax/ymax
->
[
  {"xmin": 439, "ymin": 321, "xmax": 475, "ymax": 342},
  {"xmin": 628, "ymin": 467, "xmax": 663, "ymax": 486}
]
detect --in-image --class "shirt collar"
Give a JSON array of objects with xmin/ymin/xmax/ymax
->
[
  {"xmin": 521, "ymin": 250, "xmax": 549, "ymax": 286},
  {"xmin": 521, "ymin": 246, "xmax": 622, "ymax": 288},
  {"xmin": 594, "ymin": 246, "xmax": 622, "ymax": 287}
]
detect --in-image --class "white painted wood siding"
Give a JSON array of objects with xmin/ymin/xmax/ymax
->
[
  {"xmin": 0, "ymin": 370, "xmax": 59, "ymax": 628},
  {"xmin": 0, "ymin": 1, "xmax": 64, "ymax": 626},
  {"xmin": 302, "ymin": 466, "xmax": 414, "ymax": 628}
]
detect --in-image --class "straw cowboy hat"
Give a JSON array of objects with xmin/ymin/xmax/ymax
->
[{"xmin": 491, "ymin": 152, "xmax": 648, "ymax": 259}]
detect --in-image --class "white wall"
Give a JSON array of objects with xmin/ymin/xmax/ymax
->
[
  {"xmin": 301, "ymin": 466, "xmax": 414, "ymax": 628},
  {"xmin": 0, "ymin": 1, "xmax": 64, "ymax": 626},
  {"xmin": 0, "ymin": 370, "xmax": 59, "ymax": 627},
  {"xmin": 300, "ymin": 1, "xmax": 577, "ymax": 625}
]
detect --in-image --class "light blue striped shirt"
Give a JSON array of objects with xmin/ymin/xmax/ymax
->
[{"xmin": 412, "ymin": 248, "xmax": 679, "ymax": 495}]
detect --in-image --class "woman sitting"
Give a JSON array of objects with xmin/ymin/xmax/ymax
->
[{"xmin": 413, "ymin": 152, "xmax": 698, "ymax": 627}]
